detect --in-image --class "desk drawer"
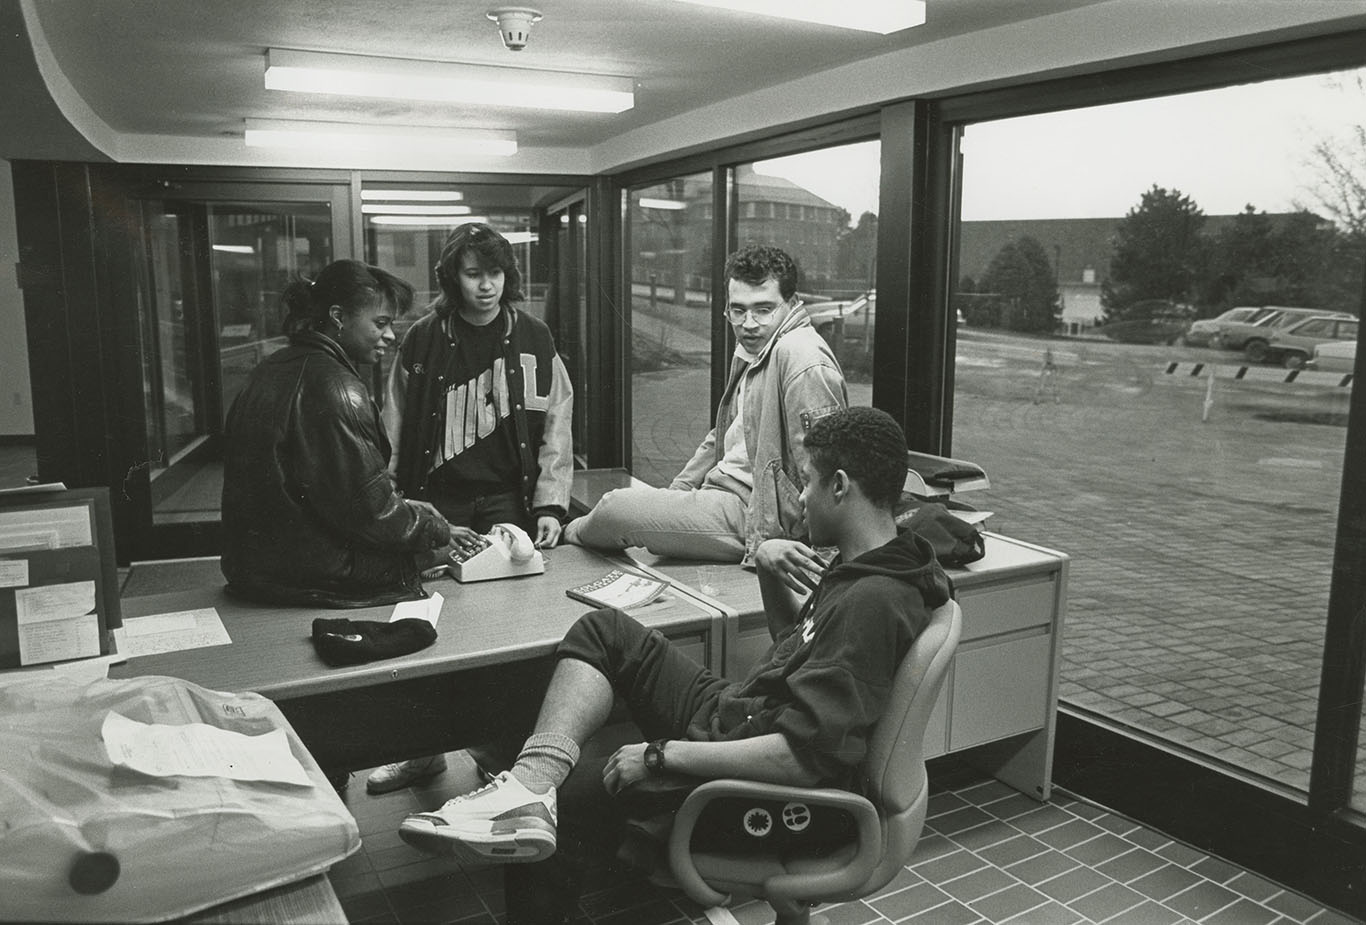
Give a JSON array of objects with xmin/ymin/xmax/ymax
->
[
  {"xmin": 949, "ymin": 631, "xmax": 1051, "ymax": 750},
  {"xmin": 958, "ymin": 576, "xmax": 1056, "ymax": 641}
]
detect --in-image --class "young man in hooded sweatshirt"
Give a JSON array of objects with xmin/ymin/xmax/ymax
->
[{"xmin": 397, "ymin": 406, "xmax": 953, "ymax": 925}]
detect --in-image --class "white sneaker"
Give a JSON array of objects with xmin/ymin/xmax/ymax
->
[
  {"xmin": 365, "ymin": 754, "xmax": 447, "ymax": 794},
  {"xmin": 399, "ymin": 771, "xmax": 557, "ymax": 864}
]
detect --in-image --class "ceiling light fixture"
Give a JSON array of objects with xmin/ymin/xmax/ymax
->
[
  {"xmin": 361, "ymin": 190, "xmax": 465, "ymax": 202},
  {"xmin": 667, "ymin": 0, "xmax": 925, "ymax": 34},
  {"xmin": 244, "ymin": 119, "xmax": 517, "ymax": 157},
  {"xmin": 264, "ymin": 49, "xmax": 634, "ymax": 113},
  {"xmin": 360, "ymin": 204, "xmax": 473, "ymax": 215},
  {"xmin": 637, "ymin": 197, "xmax": 687, "ymax": 211},
  {"xmin": 368, "ymin": 215, "xmax": 492, "ymax": 227}
]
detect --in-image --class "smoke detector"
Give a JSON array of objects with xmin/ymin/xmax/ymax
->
[{"xmin": 487, "ymin": 7, "xmax": 543, "ymax": 51}]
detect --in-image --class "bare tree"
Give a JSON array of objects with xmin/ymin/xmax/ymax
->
[{"xmin": 1302, "ymin": 73, "xmax": 1366, "ymax": 238}]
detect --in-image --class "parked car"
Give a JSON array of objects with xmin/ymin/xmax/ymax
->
[
  {"xmin": 1212, "ymin": 306, "xmax": 1352, "ymax": 359},
  {"xmin": 1304, "ymin": 339, "xmax": 1357, "ymax": 374},
  {"xmin": 803, "ymin": 291, "xmax": 871, "ymax": 336},
  {"xmin": 1181, "ymin": 306, "xmax": 1275, "ymax": 347},
  {"xmin": 1265, "ymin": 315, "xmax": 1359, "ymax": 369}
]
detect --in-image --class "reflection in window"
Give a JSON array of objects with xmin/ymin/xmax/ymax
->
[
  {"xmin": 949, "ymin": 70, "xmax": 1365, "ymax": 798},
  {"xmin": 627, "ymin": 173, "xmax": 714, "ymax": 485}
]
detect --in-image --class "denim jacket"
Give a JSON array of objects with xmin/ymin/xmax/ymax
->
[{"xmin": 670, "ymin": 305, "xmax": 847, "ymax": 564}]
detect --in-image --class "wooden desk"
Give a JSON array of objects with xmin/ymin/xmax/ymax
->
[
  {"xmin": 112, "ymin": 545, "xmax": 723, "ymax": 772},
  {"xmin": 630, "ymin": 532, "xmax": 1069, "ymax": 801},
  {"xmin": 183, "ymin": 874, "xmax": 345, "ymax": 924}
]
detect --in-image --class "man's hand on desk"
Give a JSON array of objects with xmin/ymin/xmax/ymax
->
[
  {"xmin": 534, "ymin": 515, "xmax": 562, "ymax": 549},
  {"xmin": 755, "ymin": 539, "xmax": 826, "ymax": 595}
]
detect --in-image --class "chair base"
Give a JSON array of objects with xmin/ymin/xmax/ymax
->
[{"xmin": 772, "ymin": 899, "xmax": 816, "ymax": 925}]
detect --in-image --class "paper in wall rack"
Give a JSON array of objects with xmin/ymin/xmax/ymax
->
[{"xmin": 0, "ymin": 486, "xmax": 122, "ymax": 670}]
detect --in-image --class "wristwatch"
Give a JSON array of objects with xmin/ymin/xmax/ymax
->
[{"xmin": 644, "ymin": 739, "xmax": 668, "ymax": 774}]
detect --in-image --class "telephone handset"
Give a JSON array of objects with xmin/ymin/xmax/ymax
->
[{"xmin": 446, "ymin": 522, "xmax": 545, "ymax": 583}]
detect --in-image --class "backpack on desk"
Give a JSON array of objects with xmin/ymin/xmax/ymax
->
[{"xmin": 900, "ymin": 502, "xmax": 986, "ymax": 567}]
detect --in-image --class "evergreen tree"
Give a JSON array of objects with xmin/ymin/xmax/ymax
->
[
  {"xmin": 1103, "ymin": 185, "xmax": 1205, "ymax": 320},
  {"xmin": 979, "ymin": 236, "xmax": 1059, "ymax": 333}
]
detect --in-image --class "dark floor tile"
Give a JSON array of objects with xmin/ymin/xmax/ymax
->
[
  {"xmin": 1005, "ymin": 850, "xmax": 1081, "ymax": 886},
  {"xmin": 1064, "ymin": 832, "xmax": 1133, "ymax": 867},
  {"xmin": 1202, "ymin": 897, "xmax": 1281, "ymax": 925},
  {"xmin": 928, "ymin": 791, "xmax": 973, "ymax": 817},
  {"xmin": 1010, "ymin": 805, "xmax": 1077, "ymax": 835},
  {"xmin": 988, "ymin": 793, "xmax": 1054, "ymax": 821},
  {"xmin": 1001, "ymin": 899, "xmax": 1081, "ymax": 924},
  {"xmin": 1092, "ymin": 813, "xmax": 1140, "ymax": 837},
  {"xmin": 1191, "ymin": 854, "xmax": 1242, "ymax": 885},
  {"xmin": 933, "ymin": 805, "xmax": 998, "ymax": 836},
  {"xmin": 1307, "ymin": 908, "xmax": 1363, "ymax": 925},
  {"xmin": 960, "ymin": 780, "xmax": 1021, "ymax": 806},
  {"xmin": 899, "ymin": 898, "xmax": 982, "ymax": 924},
  {"xmin": 1164, "ymin": 880, "xmax": 1241, "ymax": 920},
  {"xmin": 1065, "ymin": 880, "xmax": 1146, "ymax": 923},
  {"xmin": 978, "ymin": 834, "xmax": 1049, "ymax": 869},
  {"xmin": 338, "ymin": 887, "xmax": 392, "ymax": 922},
  {"xmin": 864, "ymin": 866, "xmax": 921, "ymax": 900},
  {"xmin": 592, "ymin": 898, "xmax": 692, "ymax": 925},
  {"xmin": 911, "ymin": 847, "xmax": 988, "ymax": 884},
  {"xmin": 1124, "ymin": 826, "xmax": 1173, "ymax": 852},
  {"xmin": 1035, "ymin": 818, "xmax": 1106, "ymax": 851},
  {"xmin": 969, "ymin": 882, "xmax": 1051, "ymax": 921},
  {"xmin": 1266, "ymin": 889, "xmax": 1329, "ymax": 922},
  {"xmin": 909, "ymin": 832, "xmax": 962, "ymax": 864},
  {"xmin": 1128, "ymin": 863, "xmax": 1203, "ymax": 902},
  {"xmin": 1099, "ymin": 899, "xmax": 1185, "ymax": 925},
  {"xmin": 392, "ymin": 888, "xmax": 489, "ymax": 924},
  {"xmin": 954, "ymin": 819, "xmax": 1029, "ymax": 851},
  {"xmin": 333, "ymin": 871, "xmax": 385, "ymax": 899},
  {"xmin": 1155, "ymin": 841, "xmax": 1207, "ymax": 868},
  {"xmin": 1036, "ymin": 867, "xmax": 1113, "ymax": 904},
  {"xmin": 940, "ymin": 866, "xmax": 1019, "ymax": 904},
  {"xmin": 1225, "ymin": 872, "xmax": 1283, "ymax": 903},
  {"xmin": 811, "ymin": 901, "xmax": 883, "ymax": 925},
  {"xmin": 1094, "ymin": 847, "xmax": 1168, "ymax": 885},
  {"xmin": 869, "ymin": 880, "xmax": 952, "ymax": 920}
]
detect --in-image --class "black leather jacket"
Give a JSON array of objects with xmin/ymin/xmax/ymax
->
[{"xmin": 221, "ymin": 332, "xmax": 450, "ymax": 607}]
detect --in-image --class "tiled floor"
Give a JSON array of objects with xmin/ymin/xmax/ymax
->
[{"xmin": 327, "ymin": 752, "xmax": 1358, "ymax": 925}]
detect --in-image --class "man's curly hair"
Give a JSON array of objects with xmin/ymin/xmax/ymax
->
[
  {"xmin": 803, "ymin": 407, "xmax": 907, "ymax": 509},
  {"xmin": 723, "ymin": 243, "xmax": 800, "ymax": 300}
]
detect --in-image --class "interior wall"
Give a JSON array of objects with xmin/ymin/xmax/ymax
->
[{"xmin": 0, "ymin": 159, "xmax": 34, "ymax": 437}]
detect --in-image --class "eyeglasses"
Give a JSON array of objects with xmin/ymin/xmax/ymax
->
[{"xmin": 724, "ymin": 299, "xmax": 790, "ymax": 324}]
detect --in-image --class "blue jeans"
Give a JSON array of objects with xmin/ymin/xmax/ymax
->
[{"xmin": 564, "ymin": 483, "xmax": 746, "ymax": 562}]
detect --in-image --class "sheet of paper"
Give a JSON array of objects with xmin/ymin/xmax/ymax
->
[
  {"xmin": 111, "ymin": 608, "xmax": 231, "ymax": 658},
  {"xmin": 0, "ymin": 505, "xmax": 93, "ymax": 552},
  {"xmin": 0, "ymin": 558, "xmax": 28, "ymax": 588},
  {"xmin": 101, "ymin": 711, "xmax": 311, "ymax": 787},
  {"xmin": 15, "ymin": 580, "xmax": 100, "ymax": 665},
  {"xmin": 391, "ymin": 590, "xmax": 442, "ymax": 627}
]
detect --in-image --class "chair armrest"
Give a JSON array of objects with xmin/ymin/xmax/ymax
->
[{"xmin": 667, "ymin": 779, "xmax": 883, "ymax": 908}]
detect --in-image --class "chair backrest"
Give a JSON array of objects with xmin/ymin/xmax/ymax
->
[{"xmin": 863, "ymin": 598, "xmax": 962, "ymax": 812}]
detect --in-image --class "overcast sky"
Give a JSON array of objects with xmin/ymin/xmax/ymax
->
[{"xmin": 754, "ymin": 68, "xmax": 1365, "ymax": 224}]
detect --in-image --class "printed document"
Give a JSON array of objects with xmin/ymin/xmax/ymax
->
[
  {"xmin": 15, "ymin": 579, "xmax": 99, "ymax": 665},
  {"xmin": 101, "ymin": 711, "xmax": 311, "ymax": 786},
  {"xmin": 391, "ymin": 591, "xmax": 443, "ymax": 627},
  {"xmin": 112, "ymin": 608, "xmax": 231, "ymax": 658}
]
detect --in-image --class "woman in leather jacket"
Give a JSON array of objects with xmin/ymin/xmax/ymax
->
[{"xmin": 220, "ymin": 259, "xmax": 469, "ymax": 607}]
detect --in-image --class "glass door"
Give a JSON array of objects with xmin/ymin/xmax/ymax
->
[{"xmin": 131, "ymin": 183, "xmax": 347, "ymax": 555}]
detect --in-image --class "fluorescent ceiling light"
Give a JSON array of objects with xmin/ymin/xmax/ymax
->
[
  {"xmin": 265, "ymin": 49, "xmax": 634, "ymax": 114},
  {"xmin": 668, "ymin": 0, "xmax": 925, "ymax": 33},
  {"xmin": 362, "ymin": 190, "xmax": 464, "ymax": 201},
  {"xmin": 368, "ymin": 215, "xmax": 491, "ymax": 227},
  {"xmin": 637, "ymin": 197, "xmax": 687, "ymax": 211},
  {"xmin": 360, "ymin": 204, "xmax": 472, "ymax": 215},
  {"xmin": 211, "ymin": 244, "xmax": 256, "ymax": 254},
  {"xmin": 244, "ymin": 119, "xmax": 517, "ymax": 157}
]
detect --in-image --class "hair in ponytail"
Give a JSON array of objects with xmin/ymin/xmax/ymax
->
[{"xmin": 283, "ymin": 260, "xmax": 414, "ymax": 335}]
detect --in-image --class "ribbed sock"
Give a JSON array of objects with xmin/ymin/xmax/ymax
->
[{"xmin": 510, "ymin": 732, "xmax": 580, "ymax": 789}]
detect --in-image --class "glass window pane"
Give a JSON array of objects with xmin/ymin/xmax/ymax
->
[
  {"xmin": 627, "ymin": 172, "xmax": 714, "ymax": 485},
  {"xmin": 951, "ymin": 69, "xmax": 1365, "ymax": 797},
  {"xmin": 735, "ymin": 141, "xmax": 879, "ymax": 407},
  {"xmin": 361, "ymin": 187, "xmax": 541, "ymax": 395}
]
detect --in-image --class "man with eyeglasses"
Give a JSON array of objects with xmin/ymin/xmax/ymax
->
[{"xmin": 564, "ymin": 243, "xmax": 848, "ymax": 564}]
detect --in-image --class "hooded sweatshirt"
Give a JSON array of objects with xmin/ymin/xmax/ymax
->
[{"xmin": 692, "ymin": 529, "xmax": 953, "ymax": 784}]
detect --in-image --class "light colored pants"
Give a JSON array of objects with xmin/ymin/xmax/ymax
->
[{"xmin": 564, "ymin": 484, "xmax": 746, "ymax": 562}]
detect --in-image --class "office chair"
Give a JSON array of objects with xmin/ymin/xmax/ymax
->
[{"xmin": 666, "ymin": 599, "xmax": 962, "ymax": 925}]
